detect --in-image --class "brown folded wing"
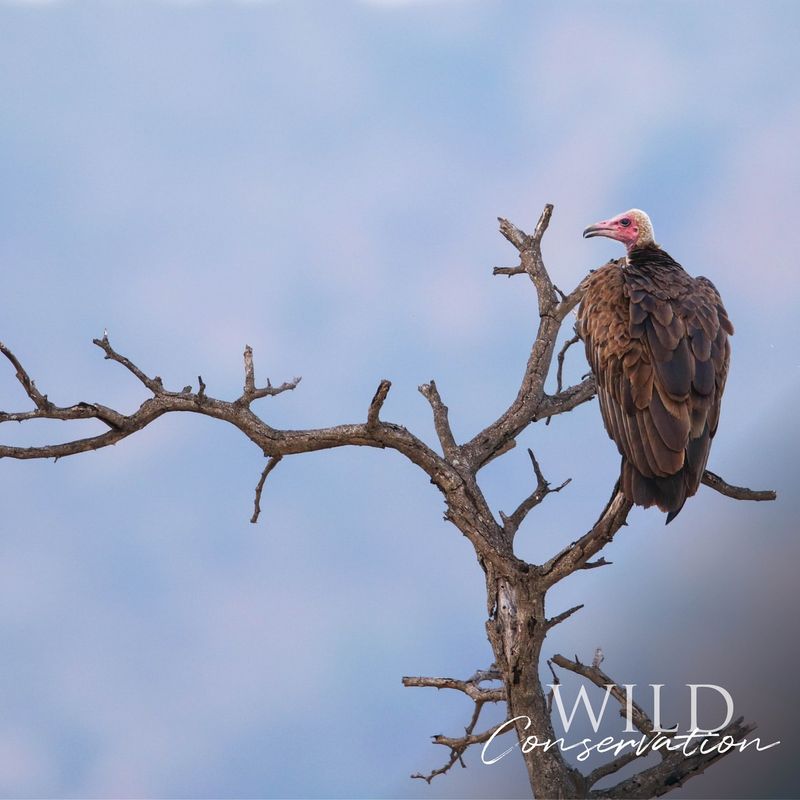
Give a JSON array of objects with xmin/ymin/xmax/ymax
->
[{"xmin": 577, "ymin": 258, "xmax": 732, "ymax": 517}]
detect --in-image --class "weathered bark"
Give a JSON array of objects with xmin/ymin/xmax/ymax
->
[
  {"xmin": 485, "ymin": 570, "xmax": 585, "ymax": 797},
  {"xmin": 0, "ymin": 205, "xmax": 776, "ymax": 798}
]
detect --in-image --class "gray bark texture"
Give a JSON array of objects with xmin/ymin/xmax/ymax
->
[{"xmin": 0, "ymin": 205, "xmax": 775, "ymax": 798}]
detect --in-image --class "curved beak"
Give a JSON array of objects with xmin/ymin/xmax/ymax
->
[{"xmin": 582, "ymin": 220, "xmax": 615, "ymax": 239}]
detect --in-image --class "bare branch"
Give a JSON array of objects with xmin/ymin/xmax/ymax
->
[
  {"xmin": 492, "ymin": 264, "xmax": 527, "ymax": 278},
  {"xmin": 481, "ymin": 437, "xmax": 517, "ymax": 468},
  {"xmin": 538, "ymin": 375, "xmax": 597, "ymax": 421},
  {"xmin": 404, "ymin": 666, "xmax": 508, "ymax": 783},
  {"xmin": 243, "ymin": 344, "xmax": 256, "ymax": 396},
  {"xmin": 250, "ymin": 455, "xmax": 283, "ymax": 523},
  {"xmin": 402, "ymin": 669, "xmax": 505, "ymax": 703},
  {"xmin": 466, "ymin": 215, "xmax": 603, "ymax": 470},
  {"xmin": 0, "ymin": 338, "xmax": 459, "ymax": 496},
  {"xmin": 551, "ymin": 654, "xmax": 656, "ymax": 736},
  {"xmin": 586, "ymin": 750, "xmax": 647, "ymax": 788},
  {"xmin": 702, "ymin": 470, "xmax": 776, "ymax": 502},
  {"xmin": 418, "ymin": 380, "xmax": 460, "ymax": 461},
  {"xmin": 240, "ymin": 345, "xmax": 301, "ymax": 404},
  {"xmin": 465, "ymin": 666, "xmax": 503, "ymax": 684},
  {"xmin": 546, "ymin": 333, "xmax": 581, "ymax": 426},
  {"xmin": 367, "ymin": 379, "xmax": 392, "ymax": 429},
  {"xmin": 545, "ymin": 603, "xmax": 584, "ymax": 630},
  {"xmin": 545, "ymin": 658, "xmax": 561, "ymax": 714},
  {"xmin": 583, "ymin": 557, "xmax": 613, "ymax": 570},
  {"xmin": 549, "ymin": 653, "xmax": 759, "ymax": 797},
  {"xmin": 528, "ymin": 446, "xmax": 547, "ymax": 486},
  {"xmin": 495, "ymin": 206, "xmax": 557, "ymax": 315},
  {"xmin": 428, "ymin": 722, "xmax": 499, "ymax": 752},
  {"xmin": 540, "ymin": 485, "xmax": 633, "ymax": 588},
  {"xmin": 93, "ymin": 334, "xmax": 166, "ymax": 394},
  {"xmin": 466, "ymin": 205, "xmax": 568, "ymax": 469},
  {"xmin": 0, "ymin": 342, "xmax": 50, "ymax": 408},
  {"xmin": 411, "ymin": 717, "xmax": 511, "ymax": 784},
  {"xmin": 555, "ymin": 282, "xmax": 587, "ymax": 321},
  {"xmin": 590, "ymin": 717, "xmax": 757, "ymax": 799},
  {"xmin": 500, "ymin": 448, "xmax": 571, "ymax": 539},
  {"xmin": 549, "ymin": 652, "xmax": 753, "ymax": 795},
  {"xmin": 555, "ymin": 334, "xmax": 581, "ymax": 396},
  {"xmin": 539, "ymin": 464, "xmax": 776, "ymax": 591}
]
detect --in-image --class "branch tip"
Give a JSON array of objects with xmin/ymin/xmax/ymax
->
[
  {"xmin": 92, "ymin": 335, "xmax": 165, "ymax": 394},
  {"xmin": 546, "ymin": 603, "xmax": 584, "ymax": 629},
  {"xmin": 367, "ymin": 379, "xmax": 392, "ymax": 428},
  {"xmin": 418, "ymin": 380, "xmax": 459, "ymax": 460},
  {"xmin": 702, "ymin": 470, "xmax": 776, "ymax": 501},
  {"xmin": 250, "ymin": 455, "xmax": 283, "ymax": 524}
]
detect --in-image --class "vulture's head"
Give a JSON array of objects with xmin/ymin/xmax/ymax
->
[{"xmin": 583, "ymin": 209, "xmax": 656, "ymax": 251}]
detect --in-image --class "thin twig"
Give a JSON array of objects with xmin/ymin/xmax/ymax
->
[
  {"xmin": 545, "ymin": 658, "xmax": 561, "ymax": 714},
  {"xmin": 500, "ymin": 448, "xmax": 571, "ymax": 539},
  {"xmin": 538, "ymin": 375, "xmax": 597, "ymax": 422},
  {"xmin": 0, "ymin": 342, "xmax": 50, "ymax": 408},
  {"xmin": 93, "ymin": 334, "xmax": 165, "ymax": 394},
  {"xmin": 546, "ymin": 333, "xmax": 581, "ymax": 425},
  {"xmin": 251, "ymin": 455, "xmax": 283, "ymax": 523},
  {"xmin": 556, "ymin": 334, "xmax": 581, "ymax": 391},
  {"xmin": 545, "ymin": 603, "xmax": 584, "ymax": 630},
  {"xmin": 410, "ymin": 716, "xmax": 510, "ymax": 784}
]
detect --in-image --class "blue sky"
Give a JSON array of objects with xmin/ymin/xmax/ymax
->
[{"xmin": 0, "ymin": 1, "xmax": 798, "ymax": 797}]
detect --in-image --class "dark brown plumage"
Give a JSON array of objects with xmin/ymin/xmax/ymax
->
[{"xmin": 578, "ymin": 210, "xmax": 733, "ymax": 522}]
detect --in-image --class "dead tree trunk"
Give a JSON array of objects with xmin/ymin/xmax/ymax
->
[{"xmin": 0, "ymin": 205, "xmax": 775, "ymax": 798}]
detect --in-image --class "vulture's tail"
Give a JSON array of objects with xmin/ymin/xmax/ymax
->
[{"xmin": 620, "ymin": 458, "xmax": 689, "ymax": 524}]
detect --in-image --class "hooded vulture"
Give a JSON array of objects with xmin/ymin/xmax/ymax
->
[{"xmin": 578, "ymin": 209, "xmax": 733, "ymax": 522}]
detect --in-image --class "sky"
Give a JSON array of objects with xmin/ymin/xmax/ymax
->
[{"xmin": 0, "ymin": 0, "xmax": 798, "ymax": 797}]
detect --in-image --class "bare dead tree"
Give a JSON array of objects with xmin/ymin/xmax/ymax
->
[{"xmin": 0, "ymin": 205, "xmax": 775, "ymax": 798}]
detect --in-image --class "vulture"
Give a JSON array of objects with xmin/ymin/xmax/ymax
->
[{"xmin": 578, "ymin": 209, "xmax": 733, "ymax": 523}]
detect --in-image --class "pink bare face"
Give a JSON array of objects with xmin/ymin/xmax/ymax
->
[{"xmin": 583, "ymin": 210, "xmax": 654, "ymax": 252}]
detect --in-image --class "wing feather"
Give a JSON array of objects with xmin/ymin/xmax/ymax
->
[{"xmin": 578, "ymin": 254, "xmax": 732, "ymax": 515}]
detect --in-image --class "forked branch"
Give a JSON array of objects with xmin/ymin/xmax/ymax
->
[
  {"xmin": 240, "ymin": 344, "xmax": 301, "ymax": 404},
  {"xmin": 402, "ymin": 668, "xmax": 508, "ymax": 783},
  {"xmin": 500, "ymin": 447, "xmax": 571, "ymax": 539},
  {"xmin": 550, "ymin": 654, "xmax": 757, "ymax": 796}
]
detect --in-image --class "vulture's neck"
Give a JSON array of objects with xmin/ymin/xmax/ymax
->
[{"xmin": 625, "ymin": 243, "xmax": 683, "ymax": 273}]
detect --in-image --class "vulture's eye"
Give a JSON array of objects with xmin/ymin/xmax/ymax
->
[{"xmin": 620, "ymin": 218, "xmax": 632, "ymax": 227}]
